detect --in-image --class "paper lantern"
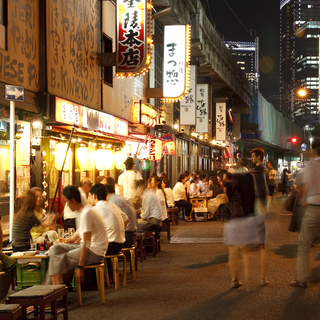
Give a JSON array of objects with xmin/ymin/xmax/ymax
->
[
  {"xmin": 165, "ymin": 141, "xmax": 176, "ymax": 155},
  {"xmin": 77, "ymin": 147, "xmax": 90, "ymax": 171},
  {"xmin": 148, "ymin": 139, "xmax": 162, "ymax": 161},
  {"xmin": 105, "ymin": 150, "xmax": 115, "ymax": 170},
  {"xmin": 142, "ymin": 159, "xmax": 150, "ymax": 171},
  {"xmin": 0, "ymin": 149, "xmax": 10, "ymax": 170},
  {"xmin": 115, "ymin": 151, "xmax": 126, "ymax": 170},
  {"xmin": 95, "ymin": 149, "xmax": 105, "ymax": 170},
  {"xmin": 55, "ymin": 143, "xmax": 72, "ymax": 171}
]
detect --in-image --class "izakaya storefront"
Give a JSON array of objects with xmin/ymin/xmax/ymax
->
[{"xmin": 43, "ymin": 96, "xmax": 130, "ymax": 215}]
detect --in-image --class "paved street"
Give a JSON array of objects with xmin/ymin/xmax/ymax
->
[{"xmin": 30, "ymin": 193, "xmax": 320, "ymax": 319}]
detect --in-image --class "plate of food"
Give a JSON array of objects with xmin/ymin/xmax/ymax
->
[{"xmin": 24, "ymin": 251, "xmax": 37, "ymax": 256}]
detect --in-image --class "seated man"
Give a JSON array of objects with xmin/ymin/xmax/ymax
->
[
  {"xmin": 89, "ymin": 184, "xmax": 126, "ymax": 255},
  {"xmin": 0, "ymin": 209, "xmax": 16, "ymax": 303},
  {"xmin": 47, "ymin": 186, "xmax": 108, "ymax": 285},
  {"xmin": 106, "ymin": 178, "xmax": 137, "ymax": 248}
]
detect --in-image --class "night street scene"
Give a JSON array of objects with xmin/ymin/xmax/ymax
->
[{"xmin": 1, "ymin": 0, "xmax": 320, "ymax": 319}]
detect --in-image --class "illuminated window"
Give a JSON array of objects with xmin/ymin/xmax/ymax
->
[{"xmin": 0, "ymin": 0, "xmax": 7, "ymax": 50}]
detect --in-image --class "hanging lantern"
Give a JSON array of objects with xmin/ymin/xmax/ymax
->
[
  {"xmin": 115, "ymin": 151, "xmax": 126, "ymax": 170},
  {"xmin": 0, "ymin": 149, "xmax": 10, "ymax": 170},
  {"xmin": 105, "ymin": 150, "xmax": 115, "ymax": 170},
  {"xmin": 142, "ymin": 158, "xmax": 150, "ymax": 171},
  {"xmin": 165, "ymin": 141, "xmax": 176, "ymax": 155},
  {"xmin": 55, "ymin": 142, "xmax": 72, "ymax": 171},
  {"xmin": 95, "ymin": 149, "xmax": 106, "ymax": 170},
  {"xmin": 77, "ymin": 147, "xmax": 90, "ymax": 171},
  {"xmin": 148, "ymin": 139, "xmax": 162, "ymax": 161}
]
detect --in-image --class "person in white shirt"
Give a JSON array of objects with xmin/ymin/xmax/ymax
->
[
  {"xmin": 118, "ymin": 157, "xmax": 143, "ymax": 200},
  {"xmin": 62, "ymin": 178, "xmax": 93, "ymax": 230},
  {"xmin": 198, "ymin": 174, "xmax": 207, "ymax": 193},
  {"xmin": 173, "ymin": 173, "xmax": 193, "ymax": 221},
  {"xmin": 151, "ymin": 176, "xmax": 168, "ymax": 221},
  {"xmin": 190, "ymin": 176, "xmax": 200, "ymax": 195},
  {"xmin": 136, "ymin": 182, "xmax": 162, "ymax": 230},
  {"xmin": 89, "ymin": 184, "xmax": 126, "ymax": 255},
  {"xmin": 47, "ymin": 185, "xmax": 108, "ymax": 285},
  {"xmin": 161, "ymin": 178, "xmax": 175, "ymax": 208}
]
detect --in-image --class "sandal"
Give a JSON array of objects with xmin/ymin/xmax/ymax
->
[
  {"xmin": 185, "ymin": 217, "xmax": 192, "ymax": 222},
  {"xmin": 231, "ymin": 280, "xmax": 242, "ymax": 288}
]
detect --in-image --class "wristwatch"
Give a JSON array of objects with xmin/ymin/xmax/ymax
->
[{"xmin": 77, "ymin": 265, "xmax": 84, "ymax": 270}]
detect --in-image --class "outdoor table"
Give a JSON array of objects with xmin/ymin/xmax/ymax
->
[
  {"xmin": 14, "ymin": 254, "xmax": 49, "ymax": 290},
  {"xmin": 189, "ymin": 196, "xmax": 208, "ymax": 209}
]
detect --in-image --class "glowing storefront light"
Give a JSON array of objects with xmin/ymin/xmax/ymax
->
[
  {"xmin": 115, "ymin": 151, "xmax": 126, "ymax": 170},
  {"xmin": 77, "ymin": 147, "xmax": 90, "ymax": 171},
  {"xmin": 55, "ymin": 143, "xmax": 72, "ymax": 171}
]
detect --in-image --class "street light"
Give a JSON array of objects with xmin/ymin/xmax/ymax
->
[{"xmin": 297, "ymin": 88, "xmax": 307, "ymax": 98}]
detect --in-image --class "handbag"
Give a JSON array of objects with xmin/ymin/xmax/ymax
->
[{"xmin": 284, "ymin": 189, "xmax": 298, "ymax": 212}]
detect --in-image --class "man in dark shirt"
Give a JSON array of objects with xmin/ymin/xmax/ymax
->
[{"xmin": 223, "ymin": 173, "xmax": 233, "ymax": 200}]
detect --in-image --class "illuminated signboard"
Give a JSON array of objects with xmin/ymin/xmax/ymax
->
[
  {"xmin": 196, "ymin": 84, "xmax": 209, "ymax": 133},
  {"xmin": 132, "ymin": 100, "xmax": 157, "ymax": 127},
  {"xmin": 163, "ymin": 25, "xmax": 191, "ymax": 102},
  {"xmin": 216, "ymin": 102, "xmax": 226, "ymax": 141},
  {"xmin": 116, "ymin": 0, "xmax": 153, "ymax": 78},
  {"xmin": 180, "ymin": 65, "xmax": 196, "ymax": 125},
  {"xmin": 55, "ymin": 97, "xmax": 128, "ymax": 136}
]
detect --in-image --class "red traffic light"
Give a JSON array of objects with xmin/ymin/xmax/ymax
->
[{"xmin": 287, "ymin": 137, "xmax": 298, "ymax": 143}]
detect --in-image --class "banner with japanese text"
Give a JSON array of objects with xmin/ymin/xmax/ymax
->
[
  {"xmin": 216, "ymin": 102, "xmax": 226, "ymax": 141},
  {"xmin": 195, "ymin": 84, "xmax": 209, "ymax": 133},
  {"xmin": 180, "ymin": 65, "xmax": 196, "ymax": 125}
]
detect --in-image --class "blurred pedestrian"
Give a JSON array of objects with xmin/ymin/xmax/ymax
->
[
  {"xmin": 282, "ymin": 168, "xmax": 289, "ymax": 196},
  {"xmin": 267, "ymin": 160, "xmax": 277, "ymax": 202},
  {"xmin": 290, "ymin": 139, "xmax": 320, "ymax": 288}
]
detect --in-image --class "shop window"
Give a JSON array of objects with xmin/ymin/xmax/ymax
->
[
  {"xmin": 103, "ymin": 34, "xmax": 113, "ymax": 87},
  {"xmin": 0, "ymin": 0, "xmax": 7, "ymax": 50}
]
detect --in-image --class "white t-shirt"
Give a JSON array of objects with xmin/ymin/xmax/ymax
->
[
  {"xmin": 94, "ymin": 201, "xmax": 126, "ymax": 244},
  {"xmin": 302, "ymin": 157, "xmax": 320, "ymax": 204},
  {"xmin": 155, "ymin": 189, "xmax": 168, "ymax": 220},
  {"xmin": 78, "ymin": 205, "xmax": 108, "ymax": 257},
  {"xmin": 118, "ymin": 170, "xmax": 143, "ymax": 200},
  {"xmin": 173, "ymin": 182, "xmax": 185, "ymax": 201},
  {"xmin": 140, "ymin": 190, "xmax": 162, "ymax": 221},
  {"xmin": 63, "ymin": 187, "xmax": 87, "ymax": 219},
  {"xmin": 190, "ymin": 182, "xmax": 200, "ymax": 195},
  {"xmin": 164, "ymin": 188, "xmax": 175, "ymax": 208}
]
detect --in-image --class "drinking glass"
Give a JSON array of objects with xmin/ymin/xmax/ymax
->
[
  {"xmin": 30, "ymin": 238, "xmax": 37, "ymax": 251},
  {"xmin": 58, "ymin": 229, "xmax": 64, "ymax": 243}
]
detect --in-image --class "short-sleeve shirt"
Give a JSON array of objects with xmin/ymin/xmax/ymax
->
[
  {"xmin": 155, "ymin": 189, "xmax": 168, "ymax": 220},
  {"xmin": 173, "ymin": 182, "xmax": 185, "ymax": 201},
  {"xmin": 118, "ymin": 170, "xmax": 143, "ymax": 200},
  {"xmin": 140, "ymin": 190, "xmax": 162, "ymax": 221},
  {"xmin": 302, "ymin": 157, "xmax": 320, "ymax": 205},
  {"xmin": 164, "ymin": 188, "xmax": 175, "ymax": 208},
  {"xmin": 78, "ymin": 205, "xmax": 109, "ymax": 256},
  {"xmin": 209, "ymin": 184, "xmax": 224, "ymax": 198}
]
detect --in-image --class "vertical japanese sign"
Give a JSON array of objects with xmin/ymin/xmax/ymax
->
[
  {"xmin": 196, "ymin": 84, "xmax": 209, "ymax": 133},
  {"xmin": 180, "ymin": 65, "xmax": 196, "ymax": 125},
  {"xmin": 116, "ymin": 0, "xmax": 153, "ymax": 77},
  {"xmin": 163, "ymin": 25, "xmax": 191, "ymax": 101},
  {"xmin": 216, "ymin": 102, "xmax": 226, "ymax": 141}
]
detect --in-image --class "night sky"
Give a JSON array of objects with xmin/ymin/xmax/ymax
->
[{"xmin": 203, "ymin": 0, "xmax": 280, "ymax": 107}]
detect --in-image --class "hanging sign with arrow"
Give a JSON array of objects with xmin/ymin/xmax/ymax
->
[{"xmin": 5, "ymin": 85, "xmax": 24, "ymax": 101}]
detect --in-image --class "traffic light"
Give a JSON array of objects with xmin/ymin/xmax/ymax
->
[{"xmin": 287, "ymin": 137, "xmax": 298, "ymax": 143}]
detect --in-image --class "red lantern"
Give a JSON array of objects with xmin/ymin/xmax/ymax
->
[
  {"xmin": 148, "ymin": 139, "xmax": 162, "ymax": 161},
  {"xmin": 165, "ymin": 141, "xmax": 176, "ymax": 155}
]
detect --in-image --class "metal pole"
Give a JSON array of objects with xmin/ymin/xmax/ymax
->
[
  {"xmin": 9, "ymin": 101, "xmax": 15, "ymax": 242},
  {"xmin": 50, "ymin": 126, "xmax": 75, "ymax": 214}
]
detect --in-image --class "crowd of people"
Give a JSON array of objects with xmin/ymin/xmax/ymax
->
[{"xmin": 1, "ymin": 138, "xmax": 320, "ymax": 300}]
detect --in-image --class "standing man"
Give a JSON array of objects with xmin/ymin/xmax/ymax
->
[
  {"xmin": 47, "ymin": 186, "xmax": 108, "ymax": 285},
  {"xmin": 290, "ymin": 139, "xmax": 320, "ymax": 288},
  {"xmin": 267, "ymin": 160, "xmax": 277, "ymax": 203},
  {"xmin": 250, "ymin": 147, "xmax": 269, "ymax": 286},
  {"xmin": 62, "ymin": 178, "xmax": 93, "ymax": 230},
  {"xmin": 118, "ymin": 157, "xmax": 143, "ymax": 201},
  {"xmin": 0, "ymin": 203, "xmax": 16, "ymax": 303}
]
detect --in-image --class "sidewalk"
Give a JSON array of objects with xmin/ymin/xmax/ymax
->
[{"xmin": 10, "ymin": 193, "xmax": 320, "ymax": 320}]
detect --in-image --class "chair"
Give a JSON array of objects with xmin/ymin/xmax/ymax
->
[
  {"xmin": 0, "ymin": 304, "xmax": 22, "ymax": 320},
  {"xmin": 167, "ymin": 207, "xmax": 179, "ymax": 226},
  {"xmin": 145, "ymin": 231, "xmax": 160, "ymax": 257},
  {"xmin": 76, "ymin": 263, "xmax": 105, "ymax": 306},
  {"xmin": 122, "ymin": 245, "xmax": 137, "ymax": 281},
  {"xmin": 104, "ymin": 253, "xmax": 127, "ymax": 291},
  {"xmin": 160, "ymin": 218, "xmax": 171, "ymax": 241},
  {"xmin": 136, "ymin": 233, "xmax": 146, "ymax": 263}
]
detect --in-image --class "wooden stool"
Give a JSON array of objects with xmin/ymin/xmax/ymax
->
[
  {"xmin": 122, "ymin": 245, "xmax": 136, "ymax": 281},
  {"xmin": 167, "ymin": 207, "xmax": 179, "ymax": 226},
  {"xmin": 104, "ymin": 253, "xmax": 127, "ymax": 291},
  {"xmin": 6, "ymin": 285, "xmax": 68, "ymax": 320},
  {"xmin": 160, "ymin": 218, "xmax": 171, "ymax": 240},
  {"xmin": 136, "ymin": 233, "xmax": 146, "ymax": 263},
  {"xmin": 76, "ymin": 263, "xmax": 105, "ymax": 306},
  {"xmin": 145, "ymin": 232, "xmax": 160, "ymax": 257},
  {"xmin": 0, "ymin": 304, "xmax": 22, "ymax": 320}
]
